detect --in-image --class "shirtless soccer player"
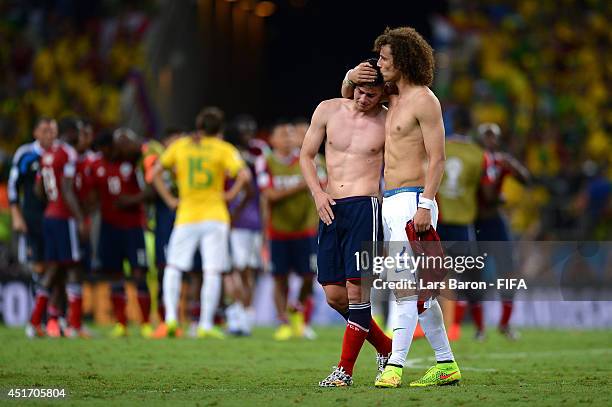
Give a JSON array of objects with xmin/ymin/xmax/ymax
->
[
  {"xmin": 300, "ymin": 59, "xmax": 392, "ymax": 387},
  {"xmin": 342, "ymin": 27, "xmax": 461, "ymax": 388}
]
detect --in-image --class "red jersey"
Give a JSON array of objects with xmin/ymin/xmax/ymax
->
[
  {"xmin": 75, "ymin": 151, "xmax": 100, "ymax": 203},
  {"xmin": 478, "ymin": 151, "xmax": 511, "ymax": 207},
  {"xmin": 40, "ymin": 141, "xmax": 78, "ymax": 219},
  {"xmin": 92, "ymin": 158, "xmax": 145, "ymax": 228}
]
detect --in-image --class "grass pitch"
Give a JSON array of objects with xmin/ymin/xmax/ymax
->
[{"xmin": 1, "ymin": 325, "xmax": 611, "ymax": 406}]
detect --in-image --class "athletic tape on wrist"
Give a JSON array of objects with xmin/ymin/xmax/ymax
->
[{"xmin": 417, "ymin": 197, "xmax": 435, "ymax": 211}]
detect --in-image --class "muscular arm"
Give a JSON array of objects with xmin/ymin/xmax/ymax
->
[
  {"xmin": 417, "ymin": 92, "xmax": 446, "ymax": 200},
  {"xmin": 299, "ymin": 102, "xmax": 328, "ymax": 196},
  {"xmin": 299, "ymin": 101, "xmax": 337, "ymax": 224}
]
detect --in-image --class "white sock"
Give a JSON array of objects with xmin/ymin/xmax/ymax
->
[
  {"xmin": 419, "ymin": 299, "xmax": 454, "ymax": 362},
  {"xmin": 199, "ymin": 271, "xmax": 222, "ymax": 331},
  {"xmin": 387, "ymin": 298, "xmax": 418, "ymax": 367},
  {"xmin": 244, "ymin": 306, "xmax": 255, "ymax": 333},
  {"xmin": 226, "ymin": 303, "xmax": 239, "ymax": 332},
  {"xmin": 163, "ymin": 266, "xmax": 182, "ymax": 323},
  {"xmin": 386, "ymin": 293, "xmax": 397, "ymax": 331}
]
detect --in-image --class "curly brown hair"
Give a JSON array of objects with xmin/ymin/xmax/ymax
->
[{"xmin": 374, "ymin": 27, "xmax": 435, "ymax": 86}]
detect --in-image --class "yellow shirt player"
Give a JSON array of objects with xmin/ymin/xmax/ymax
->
[{"xmin": 151, "ymin": 107, "xmax": 250, "ymax": 339}]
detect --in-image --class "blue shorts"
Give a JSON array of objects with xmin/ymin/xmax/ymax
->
[
  {"xmin": 437, "ymin": 223, "xmax": 476, "ymax": 242},
  {"xmin": 316, "ymin": 196, "xmax": 381, "ymax": 285},
  {"xmin": 475, "ymin": 214, "xmax": 511, "ymax": 241},
  {"xmin": 475, "ymin": 214, "xmax": 514, "ymax": 279},
  {"xmin": 154, "ymin": 203, "xmax": 176, "ymax": 268},
  {"xmin": 270, "ymin": 237, "xmax": 316, "ymax": 276},
  {"xmin": 43, "ymin": 217, "xmax": 80, "ymax": 263},
  {"xmin": 25, "ymin": 215, "xmax": 45, "ymax": 263},
  {"xmin": 98, "ymin": 222, "xmax": 147, "ymax": 273}
]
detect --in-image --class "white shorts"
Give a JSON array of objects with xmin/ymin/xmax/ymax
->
[
  {"xmin": 382, "ymin": 189, "xmax": 439, "ymax": 281},
  {"xmin": 166, "ymin": 221, "xmax": 229, "ymax": 272},
  {"xmin": 230, "ymin": 228, "xmax": 262, "ymax": 270}
]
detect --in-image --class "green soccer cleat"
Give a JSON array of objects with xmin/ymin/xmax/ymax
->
[
  {"xmin": 374, "ymin": 365, "xmax": 402, "ymax": 388},
  {"xmin": 196, "ymin": 326, "xmax": 226, "ymax": 339},
  {"xmin": 274, "ymin": 324, "xmax": 293, "ymax": 341},
  {"xmin": 409, "ymin": 361, "xmax": 461, "ymax": 387},
  {"xmin": 110, "ymin": 323, "xmax": 128, "ymax": 338}
]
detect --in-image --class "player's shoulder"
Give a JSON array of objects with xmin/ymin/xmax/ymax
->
[
  {"xmin": 316, "ymin": 98, "xmax": 344, "ymax": 113},
  {"xmin": 413, "ymin": 86, "xmax": 440, "ymax": 106},
  {"xmin": 166, "ymin": 135, "xmax": 190, "ymax": 151},
  {"xmin": 13, "ymin": 142, "xmax": 35, "ymax": 159}
]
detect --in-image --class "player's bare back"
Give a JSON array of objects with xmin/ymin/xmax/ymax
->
[{"xmin": 324, "ymin": 98, "xmax": 385, "ymax": 199}]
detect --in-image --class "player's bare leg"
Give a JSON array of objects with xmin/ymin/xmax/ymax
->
[
  {"xmin": 293, "ymin": 273, "xmax": 315, "ymax": 339},
  {"xmin": 132, "ymin": 268, "xmax": 152, "ymax": 338},
  {"xmin": 273, "ymin": 274, "xmax": 291, "ymax": 340},
  {"xmin": 320, "ymin": 281, "xmax": 391, "ymax": 386}
]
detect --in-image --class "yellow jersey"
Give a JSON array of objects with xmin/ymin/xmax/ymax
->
[{"xmin": 160, "ymin": 136, "xmax": 245, "ymax": 226}]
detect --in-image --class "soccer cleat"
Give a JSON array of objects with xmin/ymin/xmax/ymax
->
[
  {"xmin": 375, "ymin": 365, "xmax": 402, "ymax": 388},
  {"xmin": 110, "ymin": 323, "xmax": 128, "ymax": 338},
  {"xmin": 274, "ymin": 324, "xmax": 293, "ymax": 341},
  {"xmin": 46, "ymin": 318, "xmax": 62, "ymax": 338},
  {"xmin": 302, "ymin": 325, "xmax": 317, "ymax": 340},
  {"xmin": 409, "ymin": 361, "xmax": 461, "ymax": 387},
  {"xmin": 196, "ymin": 326, "xmax": 226, "ymax": 339},
  {"xmin": 375, "ymin": 353, "xmax": 391, "ymax": 382},
  {"xmin": 65, "ymin": 327, "xmax": 93, "ymax": 339},
  {"xmin": 25, "ymin": 323, "xmax": 45, "ymax": 338},
  {"xmin": 499, "ymin": 325, "xmax": 520, "ymax": 341},
  {"xmin": 140, "ymin": 323, "xmax": 154, "ymax": 338},
  {"xmin": 474, "ymin": 329, "xmax": 486, "ymax": 342},
  {"xmin": 152, "ymin": 321, "xmax": 182, "ymax": 338},
  {"xmin": 289, "ymin": 310, "xmax": 305, "ymax": 337},
  {"xmin": 318, "ymin": 366, "xmax": 353, "ymax": 387}
]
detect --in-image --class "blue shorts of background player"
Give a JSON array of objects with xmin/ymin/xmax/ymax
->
[
  {"xmin": 98, "ymin": 221, "xmax": 147, "ymax": 273},
  {"xmin": 43, "ymin": 217, "xmax": 80, "ymax": 264},
  {"xmin": 154, "ymin": 201, "xmax": 175, "ymax": 269},
  {"xmin": 270, "ymin": 236, "xmax": 317, "ymax": 276},
  {"xmin": 317, "ymin": 196, "xmax": 381, "ymax": 286}
]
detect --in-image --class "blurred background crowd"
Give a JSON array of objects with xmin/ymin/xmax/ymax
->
[{"xmin": 0, "ymin": 0, "xmax": 609, "ymax": 327}]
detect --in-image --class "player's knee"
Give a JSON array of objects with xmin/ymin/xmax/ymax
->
[{"xmin": 326, "ymin": 296, "xmax": 348, "ymax": 313}]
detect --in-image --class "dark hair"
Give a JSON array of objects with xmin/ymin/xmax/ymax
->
[
  {"xmin": 292, "ymin": 117, "xmax": 309, "ymax": 126},
  {"xmin": 270, "ymin": 118, "xmax": 291, "ymax": 133},
  {"xmin": 92, "ymin": 129, "xmax": 114, "ymax": 151},
  {"xmin": 163, "ymin": 126, "xmax": 184, "ymax": 139},
  {"xmin": 374, "ymin": 26, "xmax": 435, "ymax": 86},
  {"xmin": 196, "ymin": 107, "xmax": 225, "ymax": 135},
  {"xmin": 452, "ymin": 107, "xmax": 472, "ymax": 134},
  {"xmin": 57, "ymin": 117, "xmax": 82, "ymax": 137},
  {"xmin": 34, "ymin": 116, "xmax": 54, "ymax": 129},
  {"xmin": 364, "ymin": 58, "xmax": 384, "ymax": 86}
]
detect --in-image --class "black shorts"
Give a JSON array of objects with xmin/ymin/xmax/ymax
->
[{"xmin": 316, "ymin": 196, "xmax": 381, "ymax": 285}]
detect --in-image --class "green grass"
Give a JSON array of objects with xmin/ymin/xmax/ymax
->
[{"xmin": 1, "ymin": 325, "xmax": 611, "ymax": 406}]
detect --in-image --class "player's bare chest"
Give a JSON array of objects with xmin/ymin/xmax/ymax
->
[{"xmin": 326, "ymin": 116, "xmax": 384, "ymax": 153}]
